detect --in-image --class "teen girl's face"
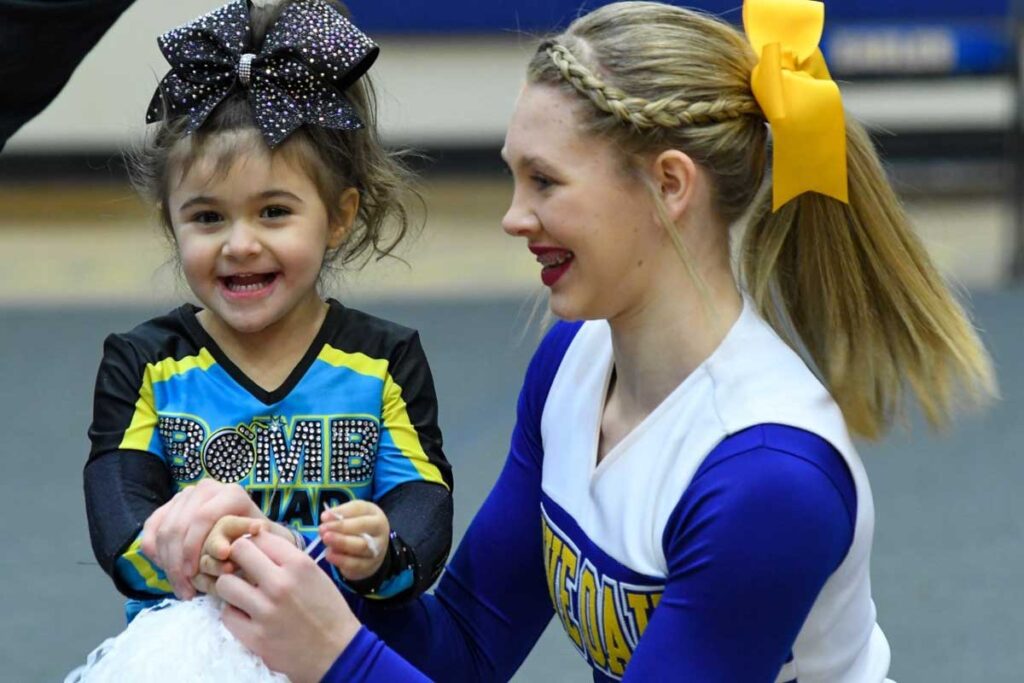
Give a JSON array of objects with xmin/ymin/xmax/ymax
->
[
  {"xmin": 167, "ymin": 138, "xmax": 351, "ymax": 336},
  {"xmin": 501, "ymin": 84, "xmax": 666, "ymax": 322}
]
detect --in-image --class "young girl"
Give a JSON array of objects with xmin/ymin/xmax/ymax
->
[
  {"xmin": 83, "ymin": 0, "xmax": 453, "ymax": 620},
  {"xmin": 209, "ymin": 1, "xmax": 995, "ymax": 682}
]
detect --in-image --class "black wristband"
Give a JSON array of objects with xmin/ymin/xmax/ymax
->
[{"xmin": 345, "ymin": 531, "xmax": 419, "ymax": 598}]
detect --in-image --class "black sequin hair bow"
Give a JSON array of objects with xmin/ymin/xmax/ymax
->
[{"xmin": 146, "ymin": 0, "xmax": 379, "ymax": 147}]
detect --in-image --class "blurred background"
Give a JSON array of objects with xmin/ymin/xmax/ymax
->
[{"xmin": 1, "ymin": 1, "xmax": 1022, "ymax": 681}]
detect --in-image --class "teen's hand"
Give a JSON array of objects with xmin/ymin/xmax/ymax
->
[
  {"xmin": 319, "ymin": 500, "xmax": 390, "ymax": 581},
  {"xmin": 141, "ymin": 480, "xmax": 264, "ymax": 599},
  {"xmin": 217, "ymin": 532, "xmax": 360, "ymax": 683}
]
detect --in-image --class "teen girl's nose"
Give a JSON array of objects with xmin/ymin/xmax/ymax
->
[
  {"xmin": 501, "ymin": 192, "xmax": 539, "ymax": 238},
  {"xmin": 221, "ymin": 219, "xmax": 263, "ymax": 258}
]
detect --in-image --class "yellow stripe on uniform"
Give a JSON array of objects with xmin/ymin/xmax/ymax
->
[
  {"xmin": 123, "ymin": 537, "xmax": 173, "ymax": 594},
  {"xmin": 318, "ymin": 345, "xmax": 390, "ymax": 380},
  {"xmin": 119, "ymin": 349, "xmax": 217, "ymax": 451},
  {"xmin": 319, "ymin": 345, "xmax": 448, "ymax": 489}
]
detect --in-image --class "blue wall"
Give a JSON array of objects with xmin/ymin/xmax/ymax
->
[
  {"xmin": 349, "ymin": 1, "xmax": 1015, "ymax": 75},
  {"xmin": 350, "ymin": 1, "xmax": 1010, "ymax": 34}
]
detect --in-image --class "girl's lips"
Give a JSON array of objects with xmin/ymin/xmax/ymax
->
[
  {"xmin": 529, "ymin": 246, "xmax": 575, "ymax": 287},
  {"xmin": 218, "ymin": 272, "xmax": 279, "ymax": 300},
  {"xmin": 541, "ymin": 259, "xmax": 572, "ymax": 287}
]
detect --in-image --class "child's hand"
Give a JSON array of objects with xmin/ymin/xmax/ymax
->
[
  {"xmin": 141, "ymin": 480, "xmax": 264, "ymax": 600},
  {"xmin": 191, "ymin": 516, "xmax": 299, "ymax": 595},
  {"xmin": 319, "ymin": 500, "xmax": 390, "ymax": 582}
]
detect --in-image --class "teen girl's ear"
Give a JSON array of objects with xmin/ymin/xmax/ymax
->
[
  {"xmin": 328, "ymin": 187, "xmax": 360, "ymax": 249},
  {"xmin": 649, "ymin": 149, "xmax": 699, "ymax": 223}
]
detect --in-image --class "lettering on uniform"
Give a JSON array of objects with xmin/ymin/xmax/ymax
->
[
  {"xmin": 159, "ymin": 414, "xmax": 380, "ymax": 486},
  {"xmin": 157, "ymin": 415, "xmax": 206, "ymax": 482},
  {"xmin": 330, "ymin": 418, "xmax": 379, "ymax": 483},
  {"xmin": 542, "ymin": 507, "xmax": 664, "ymax": 680},
  {"xmin": 203, "ymin": 428, "xmax": 254, "ymax": 482},
  {"xmin": 252, "ymin": 417, "xmax": 324, "ymax": 484},
  {"xmin": 249, "ymin": 486, "xmax": 355, "ymax": 523},
  {"xmin": 158, "ymin": 412, "xmax": 382, "ymax": 531}
]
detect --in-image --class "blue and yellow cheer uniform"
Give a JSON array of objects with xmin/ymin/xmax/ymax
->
[
  {"xmin": 84, "ymin": 300, "xmax": 452, "ymax": 613},
  {"xmin": 322, "ymin": 301, "xmax": 893, "ymax": 682}
]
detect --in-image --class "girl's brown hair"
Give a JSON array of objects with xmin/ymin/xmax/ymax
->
[
  {"xmin": 528, "ymin": 1, "xmax": 995, "ymax": 439},
  {"xmin": 130, "ymin": 0, "xmax": 417, "ymax": 270}
]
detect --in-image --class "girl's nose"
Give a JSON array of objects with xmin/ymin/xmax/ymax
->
[
  {"xmin": 501, "ymin": 193, "xmax": 540, "ymax": 238},
  {"xmin": 222, "ymin": 220, "xmax": 263, "ymax": 259}
]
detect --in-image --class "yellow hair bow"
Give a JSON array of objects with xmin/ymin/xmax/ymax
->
[{"xmin": 743, "ymin": 0, "xmax": 848, "ymax": 210}]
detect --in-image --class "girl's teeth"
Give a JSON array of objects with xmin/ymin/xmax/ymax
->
[
  {"xmin": 540, "ymin": 252, "xmax": 573, "ymax": 267},
  {"xmin": 225, "ymin": 274, "xmax": 274, "ymax": 291}
]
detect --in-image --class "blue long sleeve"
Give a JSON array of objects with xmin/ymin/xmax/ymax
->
[
  {"xmin": 321, "ymin": 627, "xmax": 431, "ymax": 682},
  {"xmin": 323, "ymin": 323, "xmax": 580, "ymax": 682},
  {"xmin": 624, "ymin": 425, "xmax": 856, "ymax": 682}
]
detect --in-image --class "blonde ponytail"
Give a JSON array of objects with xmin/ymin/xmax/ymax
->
[
  {"xmin": 742, "ymin": 120, "xmax": 996, "ymax": 438},
  {"xmin": 528, "ymin": 1, "xmax": 996, "ymax": 439}
]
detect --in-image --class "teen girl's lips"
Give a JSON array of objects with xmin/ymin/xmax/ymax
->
[
  {"xmin": 529, "ymin": 245, "xmax": 575, "ymax": 287},
  {"xmin": 218, "ymin": 272, "xmax": 280, "ymax": 300}
]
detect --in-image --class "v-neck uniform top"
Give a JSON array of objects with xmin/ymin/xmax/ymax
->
[
  {"xmin": 536, "ymin": 301, "xmax": 890, "ymax": 682},
  {"xmin": 325, "ymin": 300, "xmax": 892, "ymax": 683},
  {"xmin": 85, "ymin": 299, "xmax": 451, "ymax": 601}
]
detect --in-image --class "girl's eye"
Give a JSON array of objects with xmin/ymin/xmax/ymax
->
[
  {"xmin": 191, "ymin": 211, "xmax": 222, "ymax": 225},
  {"xmin": 261, "ymin": 205, "xmax": 291, "ymax": 219},
  {"xmin": 531, "ymin": 173, "xmax": 554, "ymax": 190}
]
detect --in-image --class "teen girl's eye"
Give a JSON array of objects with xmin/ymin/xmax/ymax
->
[
  {"xmin": 261, "ymin": 205, "xmax": 292, "ymax": 220},
  {"xmin": 531, "ymin": 173, "xmax": 555, "ymax": 191}
]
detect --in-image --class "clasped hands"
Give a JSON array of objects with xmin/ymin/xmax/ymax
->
[{"xmin": 140, "ymin": 479, "xmax": 390, "ymax": 600}]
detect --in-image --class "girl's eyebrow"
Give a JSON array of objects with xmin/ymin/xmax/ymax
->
[
  {"xmin": 178, "ymin": 195, "xmax": 217, "ymax": 212},
  {"xmin": 257, "ymin": 189, "xmax": 304, "ymax": 204},
  {"xmin": 501, "ymin": 151, "xmax": 555, "ymax": 172},
  {"xmin": 177, "ymin": 189, "xmax": 304, "ymax": 213}
]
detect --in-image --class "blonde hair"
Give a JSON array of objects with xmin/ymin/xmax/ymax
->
[{"xmin": 527, "ymin": 1, "xmax": 995, "ymax": 439}]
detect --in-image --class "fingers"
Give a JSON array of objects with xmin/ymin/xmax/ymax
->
[
  {"xmin": 319, "ymin": 510, "xmax": 388, "ymax": 546},
  {"xmin": 180, "ymin": 484, "xmax": 260, "ymax": 580},
  {"xmin": 244, "ymin": 528, "xmax": 312, "ymax": 569},
  {"xmin": 191, "ymin": 572, "xmax": 218, "ymax": 597},
  {"xmin": 155, "ymin": 486, "xmax": 200, "ymax": 599},
  {"xmin": 142, "ymin": 481, "xmax": 263, "ymax": 601},
  {"xmin": 322, "ymin": 531, "xmax": 379, "ymax": 559},
  {"xmin": 219, "ymin": 602, "xmax": 256, "ymax": 648},
  {"xmin": 203, "ymin": 515, "xmax": 262, "ymax": 562},
  {"xmin": 140, "ymin": 501, "xmax": 170, "ymax": 559},
  {"xmin": 198, "ymin": 553, "xmax": 235, "ymax": 577},
  {"xmin": 318, "ymin": 500, "xmax": 389, "ymax": 580},
  {"xmin": 324, "ymin": 551, "xmax": 382, "ymax": 582},
  {"xmin": 227, "ymin": 535, "xmax": 290, "ymax": 584},
  {"xmin": 217, "ymin": 571, "xmax": 271, "ymax": 621},
  {"xmin": 215, "ymin": 539, "xmax": 361, "ymax": 683},
  {"xmin": 323, "ymin": 499, "xmax": 379, "ymax": 522}
]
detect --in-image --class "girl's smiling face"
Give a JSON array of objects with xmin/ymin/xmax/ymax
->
[
  {"xmin": 167, "ymin": 133, "xmax": 357, "ymax": 337},
  {"xmin": 500, "ymin": 84, "xmax": 668, "ymax": 323}
]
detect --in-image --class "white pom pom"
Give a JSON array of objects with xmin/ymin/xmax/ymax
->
[{"xmin": 65, "ymin": 597, "xmax": 289, "ymax": 683}]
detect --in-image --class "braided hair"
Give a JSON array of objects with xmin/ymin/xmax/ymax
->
[
  {"xmin": 544, "ymin": 42, "xmax": 761, "ymax": 130},
  {"xmin": 528, "ymin": 3, "xmax": 767, "ymax": 224},
  {"xmin": 525, "ymin": 1, "xmax": 995, "ymax": 438}
]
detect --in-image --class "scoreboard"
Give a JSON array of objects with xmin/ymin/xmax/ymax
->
[{"xmin": 351, "ymin": 0, "xmax": 1015, "ymax": 76}]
